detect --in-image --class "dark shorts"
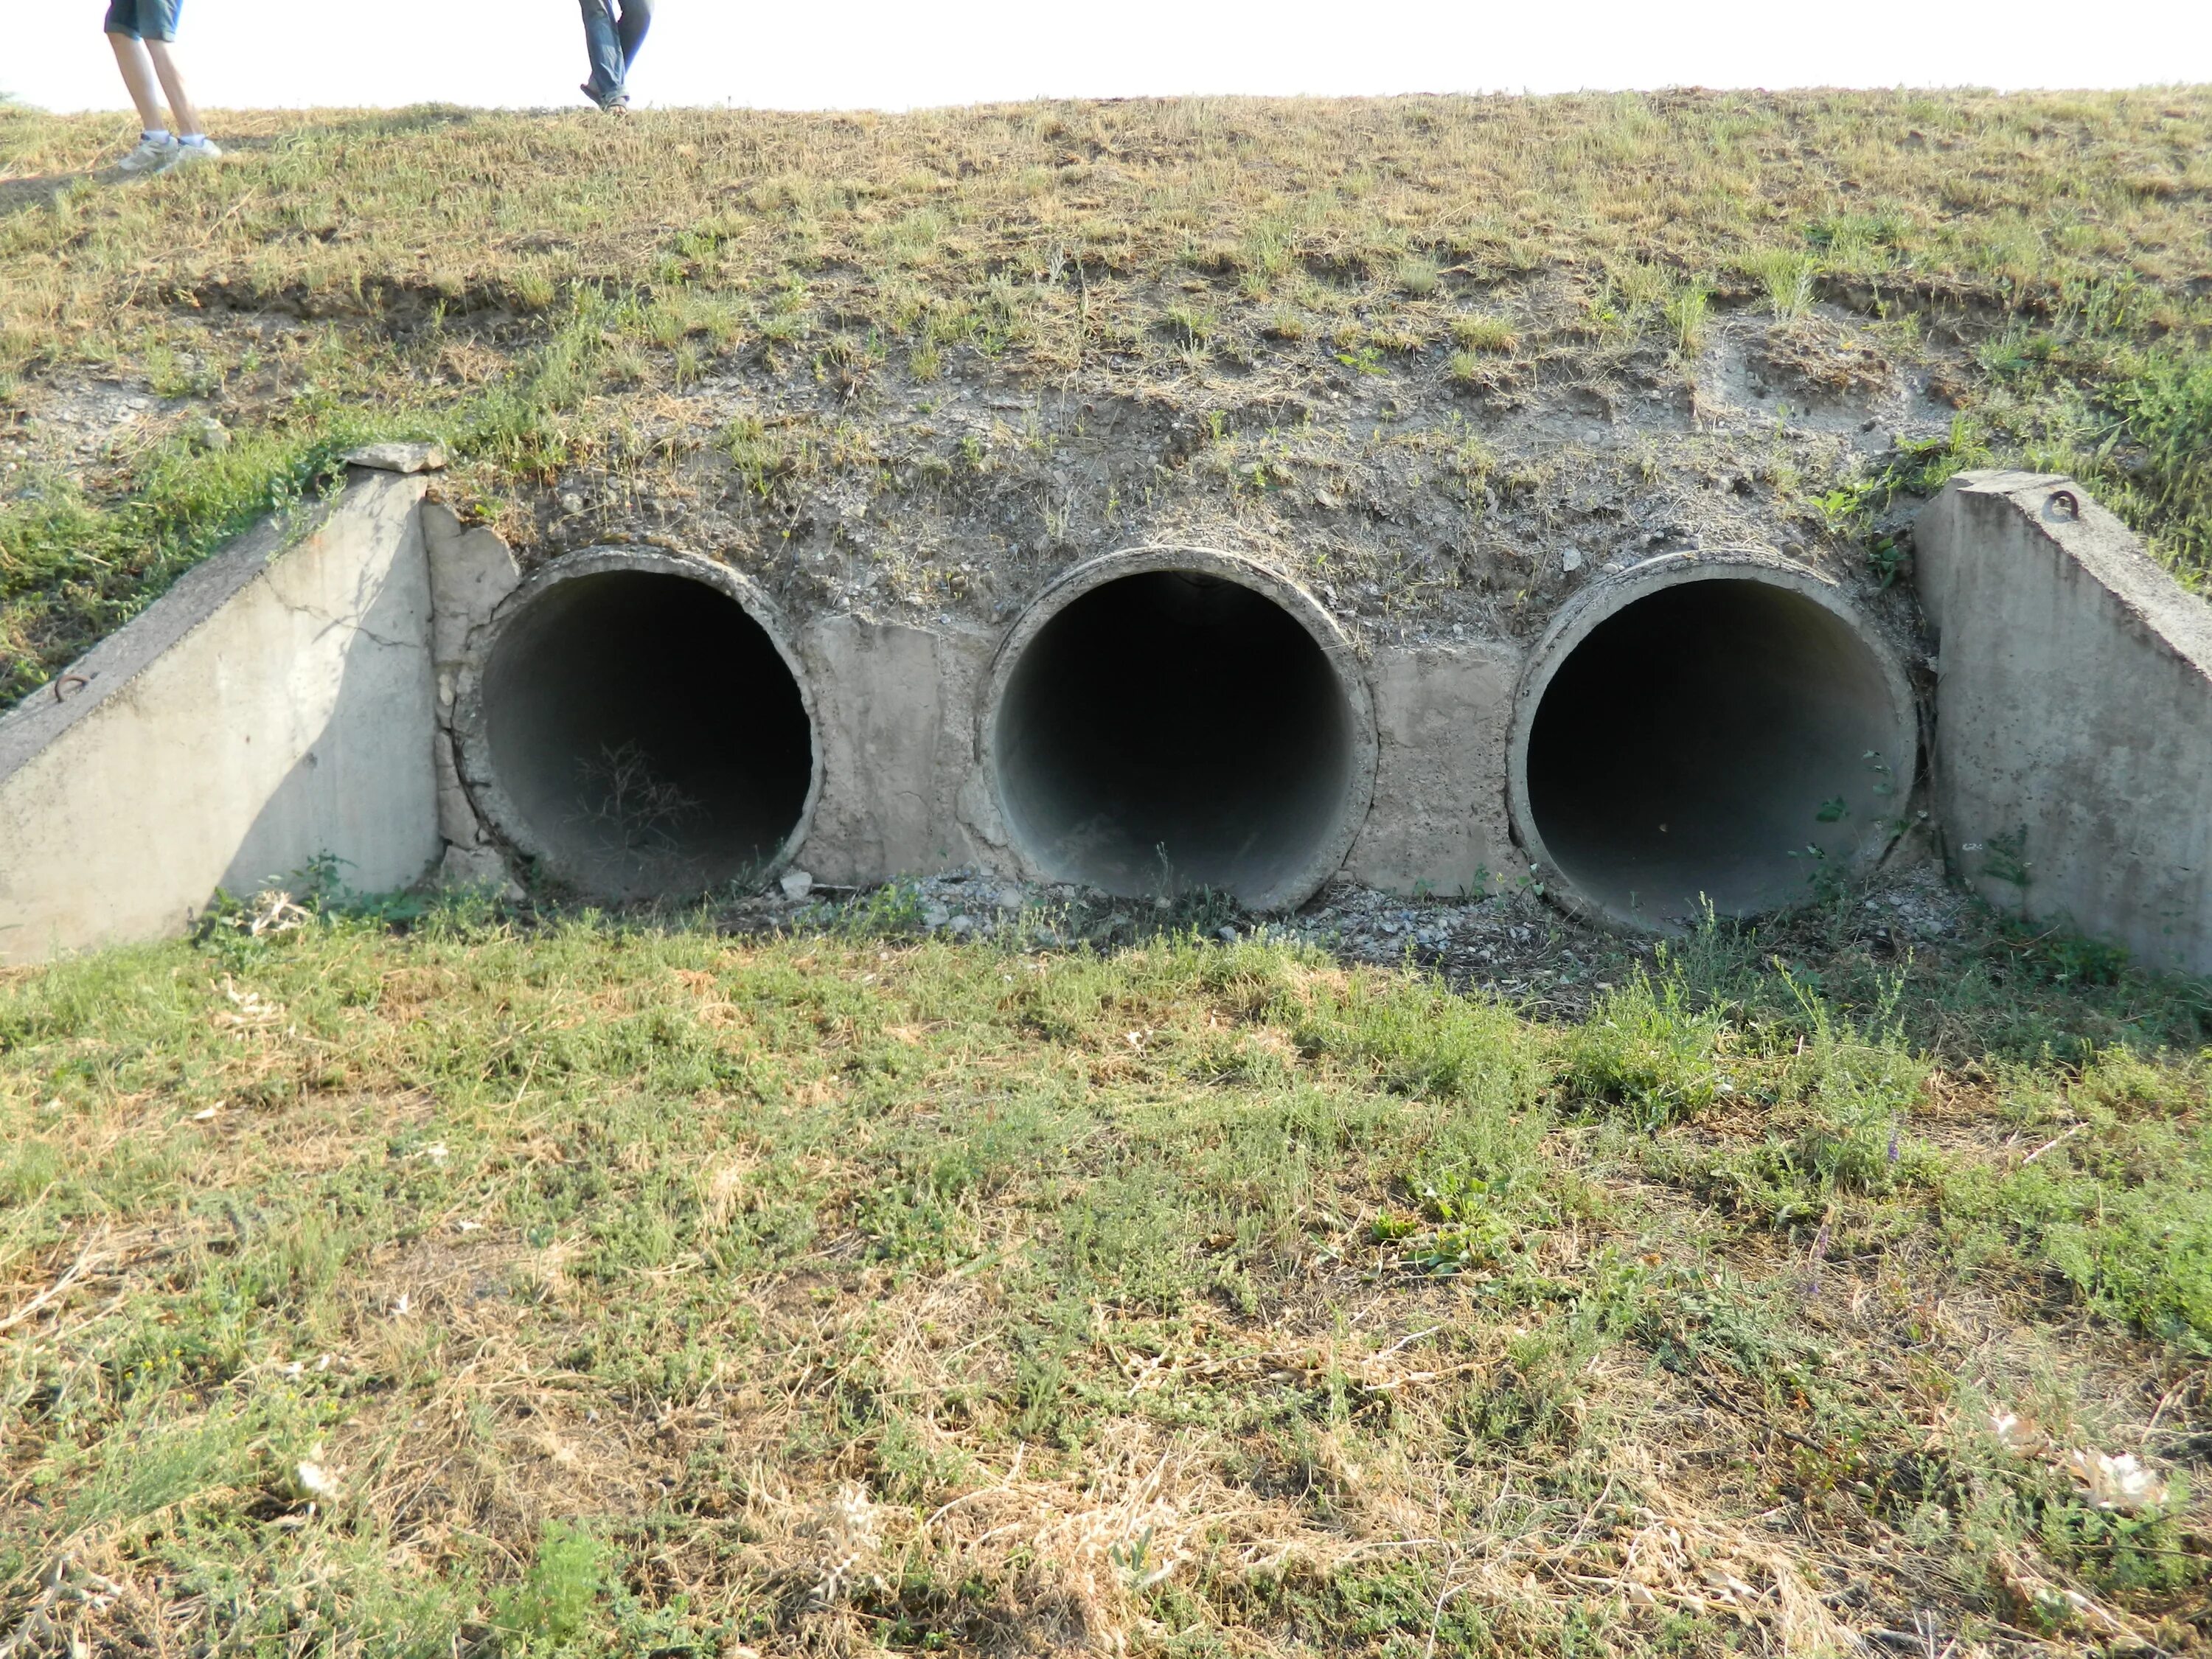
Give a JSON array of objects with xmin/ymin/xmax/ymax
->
[{"xmin": 104, "ymin": 0, "xmax": 182, "ymax": 42}]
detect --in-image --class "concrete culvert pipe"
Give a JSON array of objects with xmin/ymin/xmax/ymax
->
[
  {"xmin": 984, "ymin": 549, "xmax": 1377, "ymax": 910},
  {"xmin": 462, "ymin": 550, "xmax": 819, "ymax": 900},
  {"xmin": 1508, "ymin": 557, "xmax": 1917, "ymax": 929}
]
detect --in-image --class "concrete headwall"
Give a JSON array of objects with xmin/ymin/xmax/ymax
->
[
  {"xmin": 1341, "ymin": 641, "xmax": 1520, "ymax": 898},
  {"xmin": 792, "ymin": 613, "xmax": 1517, "ymax": 900},
  {"xmin": 4, "ymin": 460, "xmax": 1997, "ymax": 958},
  {"xmin": 801, "ymin": 614, "xmax": 995, "ymax": 886},
  {"xmin": 0, "ymin": 465, "xmax": 443, "ymax": 964},
  {"xmin": 1916, "ymin": 471, "xmax": 2212, "ymax": 975}
]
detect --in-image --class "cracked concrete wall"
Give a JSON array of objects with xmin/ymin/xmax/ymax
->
[
  {"xmin": 1917, "ymin": 471, "xmax": 2212, "ymax": 975},
  {"xmin": 422, "ymin": 501, "xmax": 522, "ymax": 891},
  {"xmin": 0, "ymin": 466, "xmax": 442, "ymax": 964}
]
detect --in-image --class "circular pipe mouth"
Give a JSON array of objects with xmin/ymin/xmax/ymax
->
[
  {"xmin": 458, "ymin": 550, "xmax": 820, "ymax": 900},
  {"xmin": 982, "ymin": 548, "xmax": 1377, "ymax": 911},
  {"xmin": 1507, "ymin": 557, "xmax": 1917, "ymax": 929}
]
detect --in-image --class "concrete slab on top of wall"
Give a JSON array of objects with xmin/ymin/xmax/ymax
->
[
  {"xmin": 0, "ymin": 466, "xmax": 443, "ymax": 964},
  {"xmin": 1916, "ymin": 470, "xmax": 2212, "ymax": 975}
]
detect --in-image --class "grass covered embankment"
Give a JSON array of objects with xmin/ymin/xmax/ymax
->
[
  {"xmin": 4, "ymin": 91, "xmax": 2212, "ymax": 706},
  {"xmin": 1, "ymin": 895, "xmax": 2208, "ymax": 1655}
]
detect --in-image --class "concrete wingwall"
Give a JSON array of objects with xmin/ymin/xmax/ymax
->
[
  {"xmin": 1916, "ymin": 470, "xmax": 2212, "ymax": 975},
  {"xmin": 0, "ymin": 465, "xmax": 444, "ymax": 964}
]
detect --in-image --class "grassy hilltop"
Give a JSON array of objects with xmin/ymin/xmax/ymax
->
[{"xmin": 2, "ymin": 91, "xmax": 2212, "ymax": 706}]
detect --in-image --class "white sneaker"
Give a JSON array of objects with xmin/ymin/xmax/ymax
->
[
  {"xmin": 115, "ymin": 133, "xmax": 178, "ymax": 175},
  {"xmin": 159, "ymin": 138, "xmax": 223, "ymax": 173}
]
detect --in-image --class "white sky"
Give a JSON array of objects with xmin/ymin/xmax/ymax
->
[{"xmin": 7, "ymin": 0, "xmax": 2211, "ymax": 113}]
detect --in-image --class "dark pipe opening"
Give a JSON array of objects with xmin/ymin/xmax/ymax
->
[
  {"xmin": 1526, "ymin": 578, "xmax": 1904, "ymax": 922},
  {"xmin": 482, "ymin": 568, "xmax": 812, "ymax": 899},
  {"xmin": 992, "ymin": 570, "xmax": 1355, "ymax": 905}
]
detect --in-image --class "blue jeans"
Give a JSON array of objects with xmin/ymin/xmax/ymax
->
[{"xmin": 580, "ymin": 0, "xmax": 651, "ymax": 98}]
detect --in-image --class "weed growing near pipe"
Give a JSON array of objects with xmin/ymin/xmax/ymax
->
[
  {"xmin": 1562, "ymin": 968, "xmax": 1733, "ymax": 1127},
  {"xmin": 571, "ymin": 740, "xmax": 703, "ymax": 859}
]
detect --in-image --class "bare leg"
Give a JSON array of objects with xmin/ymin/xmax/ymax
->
[
  {"xmin": 107, "ymin": 34, "xmax": 167, "ymax": 131},
  {"xmin": 144, "ymin": 41, "xmax": 203, "ymax": 138}
]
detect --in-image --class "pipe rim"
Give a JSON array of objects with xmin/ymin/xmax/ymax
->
[
  {"xmin": 1505, "ymin": 552, "xmax": 1919, "ymax": 932},
  {"xmin": 453, "ymin": 547, "xmax": 824, "ymax": 897},
  {"xmin": 979, "ymin": 546, "xmax": 1379, "ymax": 911}
]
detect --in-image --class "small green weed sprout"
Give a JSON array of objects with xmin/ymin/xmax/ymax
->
[
  {"xmin": 1739, "ymin": 248, "xmax": 1818, "ymax": 319},
  {"xmin": 833, "ymin": 877, "xmax": 926, "ymax": 937},
  {"xmin": 1164, "ymin": 300, "xmax": 1216, "ymax": 347},
  {"xmin": 1604, "ymin": 257, "xmax": 1673, "ymax": 319},
  {"xmin": 511, "ymin": 268, "xmax": 558, "ymax": 311},
  {"xmin": 723, "ymin": 413, "xmax": 799, "ymax": 498},
  {"xmin": 1453, "ymin": 431, "xmax": 1498, "ymax": 483},
  {"xmin": 495, "ymin": 1522, "xmax": 611, "ymax": 1652},
  {"xmin": 1867, "ymin": 533, "xmax": 1910, "ymax": 588},
  {"xmin": 1665, "ymin": 277, "xmax": 1713, "ymax": 356},
  {"xmin": 1396, "ymin": 254, "xmax": 1441, "ymax": 296},
  {"xmin": 1450, "ymin": 313, "xmax": 1518, "ymax": 353}
]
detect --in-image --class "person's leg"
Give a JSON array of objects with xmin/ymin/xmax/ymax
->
[
  {"xmin": 125, "ymin": 0, "xmax": 201, "ymax": 137},
  {"xmin": 136, "ymin": 1, "xmax": 217, "ymax": 166},
  {"xmin": 144, "ymin": 44, "xmax": 203, "ymax": 140},
  {"xmin": 578, "ymin": 0, "xmax": 623, "ymax": 101},
  {"xmin": 107, "ymin": 2, "xmax": 182, "ymax": 173},
  {"xmin": 616, "ymin": 0, "xmax": 652, "ymax": 77},
  {"xmin": 108, "ymin": 35, "xmax": 167, "ymax": 132}
]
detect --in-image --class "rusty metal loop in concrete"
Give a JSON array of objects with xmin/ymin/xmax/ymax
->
[
  {"xmin": 456, "ymin": 549, "xmax": 821, "ymax": 900},
  {"xmin": 982, "ymin": 547, "xmax": 1377, "ymax": 911},
  {"xmin": 1507, "ymin": 554, "xmax": 1917, "ymax": 930}
]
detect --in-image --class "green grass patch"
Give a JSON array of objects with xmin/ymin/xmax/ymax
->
[{"xmin": 1, "ymin": 910, "xmax": 2207, "ymax": 1652}]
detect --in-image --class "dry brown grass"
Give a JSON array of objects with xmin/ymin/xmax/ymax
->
[{"xmin": 7, "ymin": 91, "xmax": 2209, "ymax": 340}]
